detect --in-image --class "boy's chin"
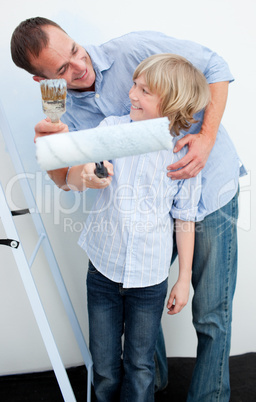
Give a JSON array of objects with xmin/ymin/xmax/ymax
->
[{"xmin": 129, "ymin": 110, "xmax": 142, "ymax": 122}]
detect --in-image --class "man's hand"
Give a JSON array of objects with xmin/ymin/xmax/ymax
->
[
  {"xmin": 167, "ymin": 81, "xmax": 229, "ymax": 180},
  {"xmin": 34, "ymin": 117, "xmax": 68, "ymax": 143},
  {"xmin": 166, "ymin": 132, "xmax": 215, "ymax": 180},
  {"xmin": 34, "ymin": 118, "xmax": 70, "ymax": 191}
]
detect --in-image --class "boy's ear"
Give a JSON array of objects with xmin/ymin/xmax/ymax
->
[{"xmin": 33, "ymin": 76, "xmax": 46, "ymax": 83}]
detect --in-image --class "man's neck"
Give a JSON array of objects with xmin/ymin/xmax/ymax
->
[{"xmin": 73, "ymin": 82, "xmax": 95, "ymax": 92}]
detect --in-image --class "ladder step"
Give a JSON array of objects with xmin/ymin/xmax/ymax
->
[
  {"xmin": 11, "ymin": 208, "xmax": 30, "ymax": 216},
  {"xmin": 0, "ymin": 238, "xmax": 19, "ymax": 248}
]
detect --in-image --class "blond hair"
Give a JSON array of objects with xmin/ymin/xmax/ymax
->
[{"xmin": 133, "ymin": 54, "xmax": 211, "ymax": 136}]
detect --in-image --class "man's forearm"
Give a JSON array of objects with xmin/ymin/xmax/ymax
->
[
  {"xmin": 47, "ymin": 167, "xmax": 70, "ymax": 191},
  {"xmin": 201, "ymin": 81, "xmax": 229, "ymax": 144}
]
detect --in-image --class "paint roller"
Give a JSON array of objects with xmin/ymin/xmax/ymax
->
[{"xmin": 35, "ymin": 117, "xmax": 173, "ymax": 171}]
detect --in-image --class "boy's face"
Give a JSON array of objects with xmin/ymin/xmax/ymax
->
[
  {"xmin": 129, "ymin": 74, "xmax": 161, "ymax": 121},
  {"xmin": 31, "ymin": 26, "xmax": 96, "ymax": 91}
]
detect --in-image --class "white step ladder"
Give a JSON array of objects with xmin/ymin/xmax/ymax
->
[{"xmin": 0, "ymin": 101, "xmax": 93, "ymax": 401}]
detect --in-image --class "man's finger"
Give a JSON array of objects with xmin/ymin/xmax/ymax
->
[
  {"xmin": 167, "ymin": 154, "xmax": 192, "ymax": 172},
  {"xmin": 173, "ymin": 135, "xmax": 192, "ymax": 153}
]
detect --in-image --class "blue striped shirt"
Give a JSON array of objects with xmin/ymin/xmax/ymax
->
[{"xmin": 78, "ymin": 115, "xmax": 201, "ymax": 288}]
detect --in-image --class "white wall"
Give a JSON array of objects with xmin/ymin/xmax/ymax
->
[{"xmin": 0, "ymin": 0, "xmax": 255, "ymax": 375}]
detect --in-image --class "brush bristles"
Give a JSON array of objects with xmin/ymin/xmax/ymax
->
[{"xmin": 40, "ymin": 79, "xmax": 67, "ymax": 101}]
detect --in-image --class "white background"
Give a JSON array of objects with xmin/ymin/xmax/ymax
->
[{"xmin": 0, "ymin": 0, "xmax": 255, "ymax": 375}]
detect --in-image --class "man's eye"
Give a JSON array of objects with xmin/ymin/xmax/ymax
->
[{"xmin": 59, "ymin": 66, "xmax": 68, "ymax": 76}]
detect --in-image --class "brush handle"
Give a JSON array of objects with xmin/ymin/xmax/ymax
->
[{"xmin": 94, "ymin": 162, "xmax": 109, "ymax": 178}]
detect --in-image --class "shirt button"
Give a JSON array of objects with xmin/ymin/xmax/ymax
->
[{"xmin": 95, "ymin": 93, "xmax": 100, "ymax": 98}]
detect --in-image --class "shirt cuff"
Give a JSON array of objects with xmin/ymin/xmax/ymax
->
[{"xmin": 65, "ymin": 166, "xmax": 88, "ymax": 193}]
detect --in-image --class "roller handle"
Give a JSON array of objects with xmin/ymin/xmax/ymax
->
[{"xmin": 94, "ymin": 162, "xmax": 109, "ymax": 178}]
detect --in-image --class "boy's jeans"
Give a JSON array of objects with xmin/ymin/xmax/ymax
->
[{"xmin": 87, "ymin": 261, "xmax": 168, "ymax": 402}]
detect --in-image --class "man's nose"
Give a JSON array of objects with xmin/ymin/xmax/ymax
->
[{"xmin": 70, "ymin": 58, "xmax": 85, "ymax": 70}]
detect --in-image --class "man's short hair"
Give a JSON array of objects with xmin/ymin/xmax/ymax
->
[{"xmin": 11, "ymin": 17, "xmax": 65, "ymax": 75}]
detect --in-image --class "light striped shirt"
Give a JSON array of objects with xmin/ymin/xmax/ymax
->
[
  {"xmin": 63, "ymin": 31, "xmax": 246, "ymax": 222},
  {"xmin": 78, "ymin": 115, "xmax": 201, "ymax": 288}
]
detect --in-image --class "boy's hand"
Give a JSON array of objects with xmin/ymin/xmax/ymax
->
[
  {"xmin": 34, "ymin": 117, "xmax": 69, "ymax": 143},
  {"xmin": 81, "ymin": 161, "xmax": 114, "ymax": 189},
  {"xmin": 166, "ymin": 279, "xmax": 190, "ymax": 315}
]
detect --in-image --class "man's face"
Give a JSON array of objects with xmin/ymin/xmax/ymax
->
[{"xmin": 31, "ymin": 26, "xmax": 96, "ymax": 91}]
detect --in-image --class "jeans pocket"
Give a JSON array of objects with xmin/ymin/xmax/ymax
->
[{"xmin": 88, "ymin": 260, "xmax": 98, "ymax": 274}]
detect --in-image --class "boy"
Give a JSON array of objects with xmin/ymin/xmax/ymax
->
[{"xmin": 66, "ymin": 54, "xmax": 210, "ymax": 402}]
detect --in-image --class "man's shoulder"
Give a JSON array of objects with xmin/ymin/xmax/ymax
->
[{"xmin": 100, "ymin": 31, "xmax": 171, "ymax": 49}]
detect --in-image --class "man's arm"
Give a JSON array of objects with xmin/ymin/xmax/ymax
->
[
  {"xmin": 167, "ymin": 81, "xmax": 229, "ymax": 180},
  {"xmin": 46, "ymin": 168, "xmax": 70, "ymax": 191},
  {"xmin": 34, "ymin": 118, "xmax": 71, "ymax": 191},
  {"xmin": 166, "ymin": 219, "xmax": 194, "ymax": 315}
]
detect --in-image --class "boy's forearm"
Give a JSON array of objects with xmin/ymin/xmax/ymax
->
[{"xmin": 175, "ymin": 219, "xmax": 195, "ymax": 281}]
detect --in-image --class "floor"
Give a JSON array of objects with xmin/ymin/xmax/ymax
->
[{"xmin": 0, "ymin": 353, "xmax": 255, "ymax": 401}]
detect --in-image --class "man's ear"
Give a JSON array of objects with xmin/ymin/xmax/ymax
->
[{"xmin": 33, "ymin": 76, "xmax": 46, "ymax": 83}]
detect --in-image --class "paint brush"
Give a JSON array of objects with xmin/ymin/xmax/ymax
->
[
  {"xmin": 40, "ymin": 79, "xmax": 67, "ymax": 123},
  {"xmin": 40, "ymin": 78, "xmax": 107, "ymax": 178}
]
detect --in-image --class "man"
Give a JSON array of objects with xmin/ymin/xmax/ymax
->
[{"xmin": 11, "ymin": 17, "xmax": 245, "ymax": 401}]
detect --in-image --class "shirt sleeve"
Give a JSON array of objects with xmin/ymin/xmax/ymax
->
[
  {"xmin": 170, "ymin": 172, "xmax": 202, "ymax": 221},
  {"xmin": 122, "ymin": 31, "xmax": 234, "ymax": 84}
]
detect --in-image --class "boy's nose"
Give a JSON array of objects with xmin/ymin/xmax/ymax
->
[{"xmin": 129, "ymin": 87, "xmax": 138, "ymax": 100}]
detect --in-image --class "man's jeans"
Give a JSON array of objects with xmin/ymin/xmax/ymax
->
[
  {"xmin": 187, "ymin": 192, "xmax": 239, "ymax": 401},
  {"xmin": 87, "ymin": 261, "xmax": 168, "ymax": 402},
  {"xmin": 155, "ymin": 191, "xmax": 239, "ymax": 400},
  {"xmin": 156, "ymin": 192, "xmax": 238, "ymax": 401}
]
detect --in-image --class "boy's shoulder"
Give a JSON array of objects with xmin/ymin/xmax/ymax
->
[{"xmin": 100, "ymin": 115, "xmax": 131, "ymax": 127}]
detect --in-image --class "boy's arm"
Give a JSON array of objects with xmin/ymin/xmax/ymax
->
[
  {"xmin": 66, "ymin": 162, "xmax": 114, "ymax": 191},
  {"xmin": 167, "ymin": 81, "xmax": 229, "ymax": 180},
  {"xmin": 167, "ymin": 219, "xmax": 195, "ymax": 315}
]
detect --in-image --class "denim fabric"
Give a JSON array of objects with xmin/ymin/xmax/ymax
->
[
  {"xmin": 154, "ymin": 326, "xmax": 168, "ymax": 391},
  {"xmin": 169, "ymin": 191, "xmax": 238, "ymax": 401},
  {"xmin": 187, "ymin": 191, "xmax": 239, "ymax": 401},
  {"xmin": 87, "ymin": 261, "xmax": 168, "ymax": 402}
]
